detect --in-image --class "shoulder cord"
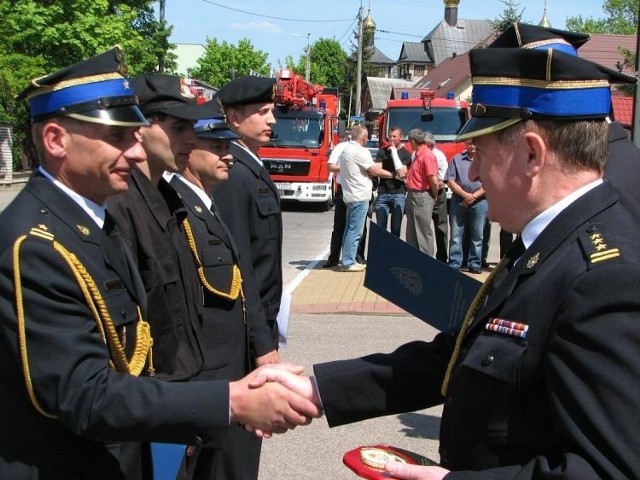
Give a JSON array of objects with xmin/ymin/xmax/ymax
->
[
  {"xmin": 13, "ymin": 232, "xmax": 155, "ymax": 419},
  {"xmin": 181, "ymin": 217, "xmax": 243, "ymax": 302},
  {"xmin": 440, "ymin": 258, "xmax": 505, "ymax": 396}
]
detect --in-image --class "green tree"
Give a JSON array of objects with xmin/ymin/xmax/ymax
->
[
  {"xmin": 566, "ymin": 0, "xmax": 638, "ymax": 95},
  {"xmin": 189, "ymin": 38, "xmax": 271, "ymax": 88},
  {"xmin": 287, "ymin": 38, "xmax": 347, "ymax": 90},
  {"xmin": 0, "ymin": 0, "xmax": 173, "ymax": 168},
  {"xmin": 566, "ymin": 0, "xmax": 638, "ymax": 34},
  {"xmin": 489, "ymin": 0, "xmax": 526, "ymax": 34}
]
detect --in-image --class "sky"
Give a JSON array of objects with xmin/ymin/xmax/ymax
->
[{"xmin": 162, "ymin": 0, "xmax": 609, "ymax": 69}]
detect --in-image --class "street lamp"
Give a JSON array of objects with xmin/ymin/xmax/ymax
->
[{"xmin": 305, "ymin": 32, "xmax": 311, "ymax": 81}]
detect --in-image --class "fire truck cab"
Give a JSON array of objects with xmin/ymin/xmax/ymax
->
[
  {"xmin": 259, "ymin": 69, "xmax": 341, "ymax": 210},
  {"xmin": 378, "ymin": 90, "xmax": 470, "ymax": 161}
]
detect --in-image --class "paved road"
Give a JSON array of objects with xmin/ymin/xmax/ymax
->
[
  {"xmin": 258, "ymin": 313, "xmax": 442, "ymax": 480},
  {"xmin": 261, "ymin": 202, "xmax": 444, "ymax": 479}
]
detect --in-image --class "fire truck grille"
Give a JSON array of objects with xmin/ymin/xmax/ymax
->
[{"xmin": 262, "ymin": 159, "xmax": 310, "ymax": 176}]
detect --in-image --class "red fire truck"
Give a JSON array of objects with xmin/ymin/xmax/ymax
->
[
  {"xmin": 377, "ymin": 90, "xmax": 470, "ymax": 160},
  {"xmin": 259, "ymin": 69, "xmax": 342, "ymax": 210}
]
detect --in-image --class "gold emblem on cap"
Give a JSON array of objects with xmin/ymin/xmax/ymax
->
[
  {"xmin": 271, "ymin": 82, "xmax": 277, "ymax": 100},
  {"xmin": 77, "ymin": 225, "xmax": 91, "ymax": 236},
  {"xmin": 526, "ymin": 252, "xmax": 540, "ymax": 269}
]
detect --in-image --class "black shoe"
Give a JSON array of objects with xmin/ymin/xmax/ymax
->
[
  {"xmin": 356, "ymin": 257, "xmax": 366, "ymax": 265},
  {"xmin": 323, "ymin": 260, "xmax": 338, "ymax": 268},
  {"xmin": 468, "ymin": 267, "xmax": 482, "ymax": 274},
  {"xmin": 481, "ymin": 261, "xmax": 490, "ymax": 268}
]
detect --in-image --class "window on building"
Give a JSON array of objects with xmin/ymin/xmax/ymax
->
[{"xmin": 414, "ymin": 65, "xmax": 425, "ymax": 76}]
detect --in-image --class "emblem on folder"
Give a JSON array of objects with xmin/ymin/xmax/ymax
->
[{"xmin": 390, "ymin": 267, "xmax": 422, "ymax": 295}]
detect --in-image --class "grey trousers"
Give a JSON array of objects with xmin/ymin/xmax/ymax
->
[{"xmin": 405, "ymin": 190, "xmax": 436, "ymax": 256}]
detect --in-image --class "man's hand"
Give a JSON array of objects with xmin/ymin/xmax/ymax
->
[
  {"xmin": 395, "ymin": 166, "xmax": 407, "ymax": 180},
  {"xmin": 255, "ymin": 349, "xmax": 280, "ymax": 367},
  {"xmin": 229, "ymin": 364, "xmax": 322, "ymax": 437},
  {"xmin": 249, "ymin": 366, "xmax": 321, "ymax": 407},
  {"xmin": 385, "ymin": 462, "xmax": 450, "ymax": 479}
]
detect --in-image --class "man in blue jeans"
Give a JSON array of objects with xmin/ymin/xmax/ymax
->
[
  {"xmin": 373, "ymin": 126, "xmax": 412, "ymax": 237},
  {"xmin": 339, "ymin": 124, "xmax": 393, "ymax": 272},
  {"xmin": 446, "ymin": 140, "xmax": 487, "ymax": 273}
]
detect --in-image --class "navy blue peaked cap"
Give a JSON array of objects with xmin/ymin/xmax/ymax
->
[
  {"xmin": 456, "ymin": 47, "xmax": 637, "ymax": 140},
  {"xmin": 194, "ymin": 117, "xmax": 239, "ymax": 139},
  {"xmin": 489, "ymin": 22, "xmax": 590, "ymax": 55},
  {"xmin": 215, "ymin": 75, "xmax": 276, "ymax": 108},
  {"xmin": 131, "ymin": 74, "xmax": 220, "ymax": 121},
  {"xmin": 17, "ymin": 46, "xmax": 147, "ymax": 126}
]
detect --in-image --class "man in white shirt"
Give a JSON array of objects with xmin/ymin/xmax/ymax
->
[
  {"xmin": 338, "ymin": 124, "xmax": 392, "ymax": 272},
  {"xmin": 323, "ymin": 136, "xmax": 367, "ymax": 268}
]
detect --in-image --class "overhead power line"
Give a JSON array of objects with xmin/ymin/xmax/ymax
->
[
  {"xmin": 376, "ymin": 28, "xmax": 424, "ymax": 38},
  {"xmin": 200, "ymin": 0, "xmax": 353, "ymax": 23}
]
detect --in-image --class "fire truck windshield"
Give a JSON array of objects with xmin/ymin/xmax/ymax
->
[
  {"xmin": 386, "ymin": 107, "xmax": 468, "ymax": 143},
  {"xmin": 268, "ymin": 110, "xmax": 325, "ymax": 148}
]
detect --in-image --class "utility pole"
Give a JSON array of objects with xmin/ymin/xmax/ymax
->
[
  {"xmin": 158, "ymin": 0, "xmax": 166, "ymax": 73},
  {"xmin": 305, "ymin": 32, "xmax": 311, "ymax": 81},
  {"xmin": 355, "ymin": 4, "xmax": 364, "ymax": 119}
]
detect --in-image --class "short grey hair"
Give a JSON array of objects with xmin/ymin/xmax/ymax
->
[
  {"xmin": 407, "ymin": 128, "xmax": 426, "ymax": 144},
  {"xmin": 350, "ymin": 124, "xmax": 369, "ymax": 141},
  {"xmin": 424, "ymin": 131, "xmax": 436, "ymax": 146}
]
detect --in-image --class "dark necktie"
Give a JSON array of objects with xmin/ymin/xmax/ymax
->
[
  {"xmin": 103, "ymin": 210, "xmax": 116, "ymax": 234},
  {"xmin": 491, "ymin": 235, "xmax": 525, "ymax": 290}
]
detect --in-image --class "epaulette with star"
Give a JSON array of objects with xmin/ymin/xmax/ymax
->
[
  {"xmin": 579, "ymin": 225, "xmax": 621, "ymax": 267},
  {"xmin": 27, "ymin": 224, "xmax": 55, "ymax": 242}
]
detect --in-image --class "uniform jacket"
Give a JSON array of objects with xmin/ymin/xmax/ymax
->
[
  {"xmin": 314, "ymin": 181, "xmax": 640, "ymax": 479},
  {"xmin": 170, "ymin": 177, "xmax": 267, "ymax": 480},
  {"xmin": 170, "ymin": 176, "xmax": 276, "ymax": 372},
  {"xmin": 212, "ymin": 142, "xmax": 282, "ymax": 346},
  {"xmin": 0, "ymin": 173, "xmax": 230, "ymax": 480},
  {"xmin": 108, "ymin": 167, "xmax": 204, "ymax": 380},
  {"xmin": 605, "ymin": 121, "xmax": 640, "ymax": 212}
]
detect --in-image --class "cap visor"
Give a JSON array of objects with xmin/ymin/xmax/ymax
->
[
  {"xmin": 196, "ymin": 129, "xmax": 239, "ymax": 140},
  {"xmin": 456, "ymin": 117, "xmax": 522, "ymax": 141},
  {"xmin": 67, "ymin": 105, "xmax": 149, "ymax": 127}
]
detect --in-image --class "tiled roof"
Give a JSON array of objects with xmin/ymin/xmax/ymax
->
[
  {"xmin": 422, "ymin": 19, "xmax": 493, "ymax": 65},
  {"xmin": 397, "ymin": 42, "xmax": 431, "ymax": 64},
  {"xmin": 580, "ymin": 33, "xmax": 636, "ymax": 76},
  {"xmin": 413, "ymin": 52, "xmax": 471, "ymax": 98},
  {"xmin": 611, "ymin": 96, "xmax": 633, "ymax": 128}
]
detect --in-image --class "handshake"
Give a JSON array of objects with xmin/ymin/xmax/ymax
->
[{"xmin": 228, "ymin": 363, "xmax": 321, "ymax": 438}]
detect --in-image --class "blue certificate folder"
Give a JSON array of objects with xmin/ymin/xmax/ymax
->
[
  {"xmin": 151, "ymin": 442, "xmax": 186, "ymax": 480},
  {"xmin": 364, "ymin": 223, "xmax": 482, "ymax": 333}
]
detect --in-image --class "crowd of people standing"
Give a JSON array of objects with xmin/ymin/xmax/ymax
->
[{"xmin": 324, "ymin": 124, "xmax": 495, "ymax": 273}]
